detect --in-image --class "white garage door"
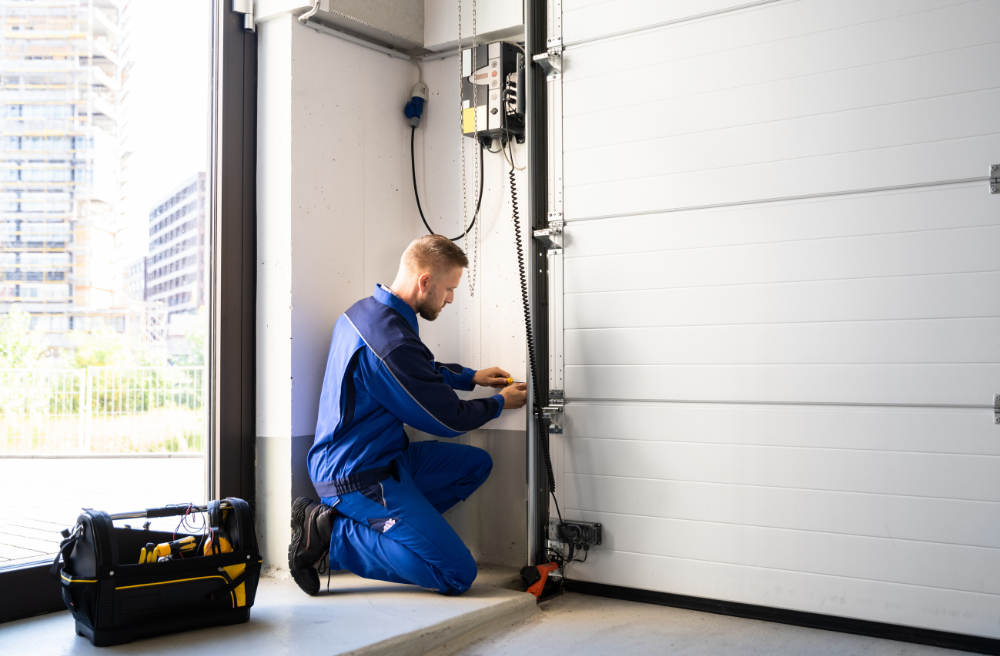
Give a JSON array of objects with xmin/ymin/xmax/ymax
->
[{"xmin": 550, "ymin": 0, "xmax": 1000, "ymax": 638}]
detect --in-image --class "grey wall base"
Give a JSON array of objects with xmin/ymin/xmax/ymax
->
[
  {"xmin": 291, "ymin": 433, "xmax": 317, "ymax": 502},
  {"xmin": 413, "ymin": 428, "xmax": 528, "ymax": 568},
  {"xmin": 281, "ymin": 429, "xmax": 527, "ymax": 569}
]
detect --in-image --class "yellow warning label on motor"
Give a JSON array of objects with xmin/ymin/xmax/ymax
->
[{"xmin": 462, "ymin": 107, "xmax": 476, "ymax": 134}]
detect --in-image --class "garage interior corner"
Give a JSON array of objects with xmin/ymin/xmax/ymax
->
[{"xmin": 2, "ymin": 0, "xmax": 1000, "ymax": 654}]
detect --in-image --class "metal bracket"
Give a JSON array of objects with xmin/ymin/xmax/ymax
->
[
  {"xmin": 539, "ymin": 389, "xmax": 564, "ymax": 434},
  {"xmin": 991, "ymin": 164, "xmax": 1000, "ymax": 194},
  {"xmin": 232, "ymin": 0, "xmax": 256, "ymax": 31},
  {"xmin": 994, "ymin": 394, "xmax": 999, "ymax": 424},
  {"xmin": 534, "ymin": 213, "xmax": 564, "ymax": 250},
  {"xmin": 533, "ymin": 42, "xmax": 563, "ymax": 81}
]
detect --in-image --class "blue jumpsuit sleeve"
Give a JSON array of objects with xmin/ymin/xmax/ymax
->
[
  {"xmin": 432, "ymin": 362, "xmax": 476, "ymax": 391},
  {"xmin": 365, "ymin": 345, "xmax": 503, "ymax": 437}
]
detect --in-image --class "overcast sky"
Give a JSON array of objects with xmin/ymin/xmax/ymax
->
[{"xmin": 118, "ymin": 0, "xmax": 211, "ymax": 261}]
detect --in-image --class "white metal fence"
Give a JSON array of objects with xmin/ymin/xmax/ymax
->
[{"xmin": 0, "ymin": 367, "xmax": 206, "ymax": 454}]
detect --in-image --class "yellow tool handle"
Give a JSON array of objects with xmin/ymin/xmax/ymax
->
[
  {"xmin": 138, "ymin": 542, "xmax": 156, "ymax": 564},
  {"xmin": 141, "ymin": 536, "xmax": 197, "ymax": 563}
]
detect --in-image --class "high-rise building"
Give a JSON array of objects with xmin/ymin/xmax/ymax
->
[
  {"xmin": 0, "ymin": 0, "xmax": 130, "ymax": 346},
  {"xmin": 123, "ymin": 255, "xmax": 144, "ymax": 301},
  {"xmin": 145, "ymin": 172, "xmax": 206, "ymax": 317}
]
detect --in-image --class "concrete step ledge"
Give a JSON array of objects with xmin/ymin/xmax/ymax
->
[{"xmin": 348, "ymin": 586, "xmax": 536, "ymax": 656}]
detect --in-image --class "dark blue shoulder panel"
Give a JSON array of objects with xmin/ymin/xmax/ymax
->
[{"xmin": 344, "ymin": 296, "xmax": 417, "ymax": 360}]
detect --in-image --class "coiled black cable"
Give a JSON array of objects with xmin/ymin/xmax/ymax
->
[
  {"xmin": 411, "ymin": 126, "xmax": 484, "ymax": 242},
  {"xmin": 508, "ymin": 166, "xmax": 538, "ymax": 412}
]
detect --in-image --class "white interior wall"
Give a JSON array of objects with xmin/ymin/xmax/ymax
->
[
  {"xmin": 256, "ymin": 13, "xmax": 529, "ymax": 571},
  {"xmin": 257, "ymin": 13, "xmax": 425, "ymax": 569}
]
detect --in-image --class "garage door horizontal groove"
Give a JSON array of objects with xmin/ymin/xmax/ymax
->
[
  {"xmin": 563, "ymin": 176, "xmax": 990, "ymax": 224},
  {"xmin": 562, "ymin": 398, "xmax": 995, "ymax": 410}
]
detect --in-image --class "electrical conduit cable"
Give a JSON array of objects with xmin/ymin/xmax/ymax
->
[{"xmin": 410, "ymin": 126, "xmax": 484, "ymax": 241}]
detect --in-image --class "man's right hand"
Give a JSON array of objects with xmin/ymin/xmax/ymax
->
[{"xmin": 499, "ymin": 383, "xmax": 528, "ymax": 410}]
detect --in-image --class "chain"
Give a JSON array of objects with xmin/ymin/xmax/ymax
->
[
  {"xmin": 459, "ymin": 0, "xmax": 468, "ymax": 276},
  {"xmin": 468, "ymin": 0, "xmax": 479, "ymax": 296}
]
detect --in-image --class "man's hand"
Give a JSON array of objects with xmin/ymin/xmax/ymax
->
[
  {"xmin": 473, "ymin": 366, "xmax": 511, "ymax": 389},
  {"xmin": 499, "ymin": 383, "xmax": 528, "ymax": 410}
]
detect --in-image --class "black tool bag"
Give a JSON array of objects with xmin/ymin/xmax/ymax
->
[{"xmin": 51, "ymin": 498, "xmax": 262, "ymax": 647}]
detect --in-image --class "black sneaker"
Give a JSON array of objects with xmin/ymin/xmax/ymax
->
[{"xmin": 289, "ymin": 497, "xmax": 336, "ymax": 596}]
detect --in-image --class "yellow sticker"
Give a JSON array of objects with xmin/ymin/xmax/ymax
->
[{"xmin": 462, "ymin": 107, "xmax": 476, "ymax": 134}]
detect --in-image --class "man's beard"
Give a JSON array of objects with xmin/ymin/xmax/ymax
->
[{"xmin": 416, "ymin": 296, "xmax": 443, "ymax": 321}]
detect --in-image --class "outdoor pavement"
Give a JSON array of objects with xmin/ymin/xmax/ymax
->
[{"xmin": 0, "ymin": 456, "xmax": 204, "ymax": 565}]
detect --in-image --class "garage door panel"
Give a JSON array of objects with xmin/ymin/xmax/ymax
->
[
  {"xmin": 563, "ymin": 0, "xmax": 993, "ymax": 108},
  {"xmin": 565, "ymin": 363, "xmax": 1000, "ymax": 406},
  {"xmin": 563, "ymin": 0, "xmax": 765, "ymax": 45},
  {"xmin": 564, "ymin": 183, "xmax": 996, "ymax": 256},
  {"xmin": 566, "ymin": 89, "xmax": 998, "ymax": 189},
  {"xmin": 567, "ymin": 273, "xmax": 1000, "ymax": 330},
  {"xmin": 566, "ymin": 224, "xmax": 1000, "ymax": 295},
  {"xmin": 563, "ymin": 403, "xmax": 1000, "ymax": 455},
  {"xmin": 567, "ymin": 510, "xmax": 1000, "ymax": 595},
  {"xmin": 565, "ymin": 402, "xmax": 1000, "ymax": 456},
  {"xmin": 568, "ymin": 43, "xmax": 1000, "ymax": 153},
  {"xmin": 566, "ymin": 319, "xmax": 1000, "ymax": 365},
  {"xmin": 563, "ymin": 473, "xmax": 1000, "ymax": 548},
  {"xmin": 566, "ymin": 550, "xmax": 1000, "ymax": 639},
  {"xmin": 563, "ymin": 438, "xmax": 1000, "ymax": 501},
  {"xmin": 565, "ymin": 135, "xmax": 1000, "ymax": 219},
  {"xmin": 553, "ymin": 0, "xmax": 1000, "ymax": 637}
]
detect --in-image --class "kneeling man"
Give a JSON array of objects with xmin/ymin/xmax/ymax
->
[{"xmin": 289, "ymin": 235, "xmax": 527, "ymax": 596}]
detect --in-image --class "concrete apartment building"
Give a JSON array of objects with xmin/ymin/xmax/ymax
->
[
  {"xmin": 0, "ymin": 0, "xmax": 130, "ymax": 346},
  {"xmin": 143, "ymin": 172, "xmax": 207, "ymax": 317}
]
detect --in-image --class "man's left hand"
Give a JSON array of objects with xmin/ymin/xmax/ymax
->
[{"xmin": 473, "ymin": 366, "xmax": 511, "ymax": 389}]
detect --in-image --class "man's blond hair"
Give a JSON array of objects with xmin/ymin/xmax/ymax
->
[{"xmin": 402, "ymin": 235, "xmax": 468, "ymax": 273}]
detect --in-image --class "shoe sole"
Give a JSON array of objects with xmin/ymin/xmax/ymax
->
[{"xmin": 289, "ymin": 497, "xmax": 320, "ymax": 596}]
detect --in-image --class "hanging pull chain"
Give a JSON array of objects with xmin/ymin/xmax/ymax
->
[
  {"xmin": 469, "ymin": 0, "xmax": 479, "ymax": 297},
  {"xmin": 459, "ymin": 0, "xmax": 468, "ymax": 272}
]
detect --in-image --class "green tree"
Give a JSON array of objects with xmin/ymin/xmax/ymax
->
[
  {"xmin": 0, "ymin": 306, "xmax": 49, "ymax": 368},
  {"xmin": 70, "ymin": 326, "xmax": 133, "ymax": 368}
]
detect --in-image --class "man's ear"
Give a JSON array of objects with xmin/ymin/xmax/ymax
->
[{"xmin": 417, "ymin": 273, "xmax": 431, "ymax": 293}]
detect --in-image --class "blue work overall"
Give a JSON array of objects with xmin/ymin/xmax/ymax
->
[{"xmin": 308, "ymin": 285, "xmax": 505, "ymax": 595}]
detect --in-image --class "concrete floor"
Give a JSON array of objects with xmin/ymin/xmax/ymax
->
[
  {"xmin": 2, "ymin": 573, "xmax": 983, "ymax": 656},
  {"xmin": 451, "ymin": 592, "xmax": 980, "ymax": 656},
  {"xmin": 0, "ymin": 567, "xmax": 534, "ymax": 656}
]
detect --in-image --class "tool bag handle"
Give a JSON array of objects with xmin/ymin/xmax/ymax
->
[
  {"xmin": 207, "ymin": 499, "xmax": 227, "ymax": 555},
  {"xmin": 107, "ymin": 502, "xmax": 233, "ymax": 520},
  {"xmin": 49, "ymin": 526, "xmax": 82, "ymax": 579}
]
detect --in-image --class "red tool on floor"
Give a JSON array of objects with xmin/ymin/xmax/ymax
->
[{"xmin": 521, "ymin": 562, "xmax": 560, "ymax": 599}]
